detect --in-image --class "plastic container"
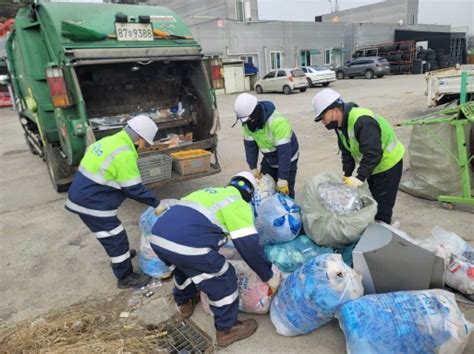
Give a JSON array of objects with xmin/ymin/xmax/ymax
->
[
  {"xmin": 138, "ymin": 154, "xmax": 172, "ymax": 184},
  {"xmin": 171, "ymin": 149, "xmax": 211, "ymax": 176}
]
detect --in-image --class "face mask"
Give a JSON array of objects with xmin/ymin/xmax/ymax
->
[
  {"xmin": 325, "ymin": 120, "xmax": 339, "ymax": 130},
  {"xmin": 246, "ymin": 117, "xmax": 260, "ymax": 132}
]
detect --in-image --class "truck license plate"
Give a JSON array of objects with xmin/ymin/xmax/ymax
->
[{"xmin": 115, "ymin": 23, "xmax": 154, "ymax": 41}]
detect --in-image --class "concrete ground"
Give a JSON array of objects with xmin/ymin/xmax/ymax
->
[{"xmin": 0, "ymin": 74, "xmax": 473, "ymax": 352}]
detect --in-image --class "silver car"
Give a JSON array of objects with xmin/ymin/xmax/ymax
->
[
  {"xmin": 336, "ymin": 57, "xmax": 390, "ymax": 79},
  {"xmin": 255, "ymin": 68, "xmax": 308, "ymax": 94}
]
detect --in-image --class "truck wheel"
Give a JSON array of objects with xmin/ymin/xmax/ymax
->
[
  {"xmin": 44, "ymin": 144, "xmax": 75, "ymax": 193},
  {"xmin": 336, "ymin": 71, "xmax": 345, "ymax": 79},
  {"xmin": 283, "ymin": 85, "xmax": 291, "ymax": 95},
  {"xmin": 255, "ymin": 85, "xmax": 263, "ymax": 94},
  {"xmin": 322, "ymin": 82, "xmax": 330, "ymax": 87},
  {"xmin": 365, "ymin": 70, "xmax": 374, "ymax": 79},
  {"xmin": 24, "ymin": 133, "xmax": 38, "ymax": 156}
]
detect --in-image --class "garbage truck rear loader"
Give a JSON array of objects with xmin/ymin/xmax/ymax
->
[{"xmin": 5, "ymin": 2, "xmax": 220, "ymax": 192}]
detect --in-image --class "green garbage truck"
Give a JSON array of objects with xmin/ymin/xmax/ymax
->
[{"xmin": 4, "ymin": 2, "xmax": 220, "ymax": 191}]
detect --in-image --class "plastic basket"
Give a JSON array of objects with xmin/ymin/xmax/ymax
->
[
  {"xmin": 171, "ymin": 149, "xmax": 212, "ymax": 176},
  {"xmin": 138, "ymin": 154, "xmax": 172, "ymax": 184}
]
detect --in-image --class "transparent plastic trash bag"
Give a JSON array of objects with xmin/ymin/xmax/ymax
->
[
  {"xmin": 270, "ymin": 253, "xmax": 363, "ymax": 336},
  {"xmin": 255, "ymin": 193, "xmax": 302, "ymax": 245},
  {"xmin": 138, "ymin": 206, "xmax": 171, "ymax": 279},
  {"xmin": 337, "ymin": 289, "xmax": 472, "ymax": 354}
]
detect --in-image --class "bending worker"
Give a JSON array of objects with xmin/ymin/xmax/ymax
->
[
  {"xmin": 312, "ymin": 88, "xmax": 405, "ymax": 225},
  {"xmin": 65, "ymin": 115, "xmax": 162, "ymax": 289},
  {"xmin": 234, "ymin": 93, "xmax": 299, "ymax": 198},
  {"xmin": 149, "ymin": 172, "xmax": 281, "ymax": 347}
]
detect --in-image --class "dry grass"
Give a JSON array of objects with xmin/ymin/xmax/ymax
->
[{"xmin": 0, "ymin": 292, "xmax": 169, "ymax": 352}]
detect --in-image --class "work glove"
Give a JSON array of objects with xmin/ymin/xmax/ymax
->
[
  {"xmin": 251, "ymin": 169, "xmax": 262, "ymax": 180},
  {"xmin": 276, "ymin": 179, "xmax": 289, "ymax": 195},
  {"xmin": 155, "ymin": 202, "xmax": 167, "ymax": 216},
  {"xmin": 154, "ymin": 199, "xmax": 178, "ymax": 216},
  {"xmin": 267, "ymin": 265, "xmax": 282, "ymax": 295},
  {"xmin": 344, "ymin": 176, "xmax": 364, "ymax": 188}
]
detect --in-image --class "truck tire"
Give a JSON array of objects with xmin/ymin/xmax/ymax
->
[
  {"xmin": 283, "ymin": 85, "xmax": 291, "ymax": 95},
  {"xmin": 365, "ymin": 70, "xmax": 374, "ymax": 79},
  {"xmin": 255, "ymin": 85, "xmax": 263, "ymax": 94},
  {"xmin": 44, "ymin": 144, "xmax": 75, "ymax": 193}
]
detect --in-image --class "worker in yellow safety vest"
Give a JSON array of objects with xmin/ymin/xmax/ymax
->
[{"xmin": 312, "ymin": 89, "xmax": 405, "ymax": 225}]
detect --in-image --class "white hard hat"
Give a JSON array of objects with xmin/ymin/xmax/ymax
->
[
  {"xmin": 312, "ymin": 88, "xmax": 341, "ymax": 122},
  {"xmin": 231, "ymin": 171, "xmax": 258, "ymax": 192},
  {"xmin": 234, "ymin": 93, "xmax": 258, "ymax": 123},
  {"xmin": 127, "ymin": 115, "xmax": 158, "ymax": 145}
]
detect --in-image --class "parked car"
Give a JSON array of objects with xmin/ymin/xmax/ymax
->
[
  {"xmin": 336, "ymin": 57, "xmax": 390, "ymax": 79},
  {"xmin": 300, "ymin": 65, "xmax": 336, "ymax": 87},
  {"xmin": 255, "ymin": 68, "xmax": 308, "ymax": 94}
]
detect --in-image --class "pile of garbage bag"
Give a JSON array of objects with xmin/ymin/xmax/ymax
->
[
  {"xmin": 201, "ymin": 261, "xmax": 279, "ymax": 314},
  {"xmin": 264, "ymin": 235, "xmax": 333, "ymax": 272},
  {"xmin": 138, "ymin": 206, "xmax": 172, "ymax": 279},
  {"xmin": 337, "ymin": 289, "xmax": 472, "ymax": 354},
  {"xmin": 417, "ymin": 226, "xmax": 474, "ymax": 300},
  {"xmin": 270, "ymin": 253, "xmax": 363, "ymax": 336},
  {"xmin": 255, "ymin": 193, "xmax": 302, "ymax": 245},
  {"xmin": 300, "ymin": 172, "xmax": 377, "ymax": 247}
]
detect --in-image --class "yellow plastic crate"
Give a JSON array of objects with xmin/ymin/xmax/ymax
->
[{"xmin": 171, "ymin": 149, "xmax": 212, "ymax": 176}]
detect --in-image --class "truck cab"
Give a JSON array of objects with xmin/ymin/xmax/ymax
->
[{"xmin": 5, "ymin": 2, "xmax": 220, "ymax": 191}]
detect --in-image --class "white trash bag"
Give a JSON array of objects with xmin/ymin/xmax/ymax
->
[{"xmin": 301, "ymin": 172, "xmax": 377, "ymax": 247}]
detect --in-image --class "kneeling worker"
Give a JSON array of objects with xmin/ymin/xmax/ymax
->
[
  {"xmin": 234, "ymin": 93, "xmax": 299, "ymax": 198},
  {"xmin": 312, "ymin": 89, "xmax": 405, "ymax": 225},
  {"xmin": 149, "ymin": 172, "xmax": 281, "ymax": 347},
  {"xmin": 65, "ymin": 115, "xmax": 162, "ymax": 289}
]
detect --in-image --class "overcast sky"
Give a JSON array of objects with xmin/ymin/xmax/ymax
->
[{"xmin": 258, "ymin": 0, "xmax": 473, "ymax": 34}]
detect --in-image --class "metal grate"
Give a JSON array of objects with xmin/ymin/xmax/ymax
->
[{"xmin": 157, "ymin": 319, "xmax": 213, "ymax": 353}]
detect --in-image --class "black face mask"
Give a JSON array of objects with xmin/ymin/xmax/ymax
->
[
  {"xmin": 325, "ymin": 121, "xmax": 339, "ymax": 131},
  {"xmin": 245, "ymin": 104, "xmax": 263, "ymax": 132}
]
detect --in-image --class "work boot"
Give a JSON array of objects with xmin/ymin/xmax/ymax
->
[
  {"xmin": 110, "ymin": 249, "xmax": 137, "ymax": 266},
  {"xmin": 117, "ymin": 272, "xmax": 150, "ymax": 289},
  {"xmin": 216, "ymin": 319, "xmax": 258, "ymax": 348},
  {"xmin": 178, "ymin": 294, "xmax": 200, "ymax": 318}
]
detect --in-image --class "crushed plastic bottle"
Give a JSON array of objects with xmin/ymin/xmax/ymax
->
[
  {"xmin": 270, "ymin": 254, "xmax": 363, "ymax": 336},
  {"xmin": 337, "ymin": 289, "xmax": 472, "ymax": 354},
  {"xmin": 317, "ymin": 182, "xmax": 363, "ymax": 215}
]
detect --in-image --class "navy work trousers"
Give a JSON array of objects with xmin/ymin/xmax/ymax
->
[
  {"xmin": 367, "ymin": 159, "xmax": 403, "ymax": 224},
  {"xmin": 79, "ymin": 214, "xmax": 133, "ymax": 280}
]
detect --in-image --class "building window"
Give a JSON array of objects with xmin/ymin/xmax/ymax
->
[
  {"xmin": 236, "ymin": 1, "xmax": 245, "ymax": 22},
  {"xmin": 270, "ymin": 51, "xmax": 282, "ymax": 70},
  {"xmin": 411, "ymin": 13, "xmax": 416, "ymax": 25},
  {"xmin": 240, "ymin": 55, "xmax": 255, "ymax": 65},
  {"xmin": 301, "ymin": 50, "xmax": 311, "ymax": 66},
  {"xmin": 324, "ymin": 48, "xmax": 332, "ymax": 65}
]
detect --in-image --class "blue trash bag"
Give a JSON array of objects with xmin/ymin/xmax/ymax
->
[
  {"xmin": 138, "ymin": 207, "xmax": 171, "ymax": 278},
  {"xmin": 270, "ymin": 253, "xmax": 364, "ymax": 336},
  {"xmin": 264, "ymin": 235, "xmax": 333, "ymax": 272},
  {"xmin": 255, "ymin": 193, "xmax": 302, "ymax": 245},
  {"xmin": 337, "ymin": 290, "xmax": 472, "ymax": 354}
]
